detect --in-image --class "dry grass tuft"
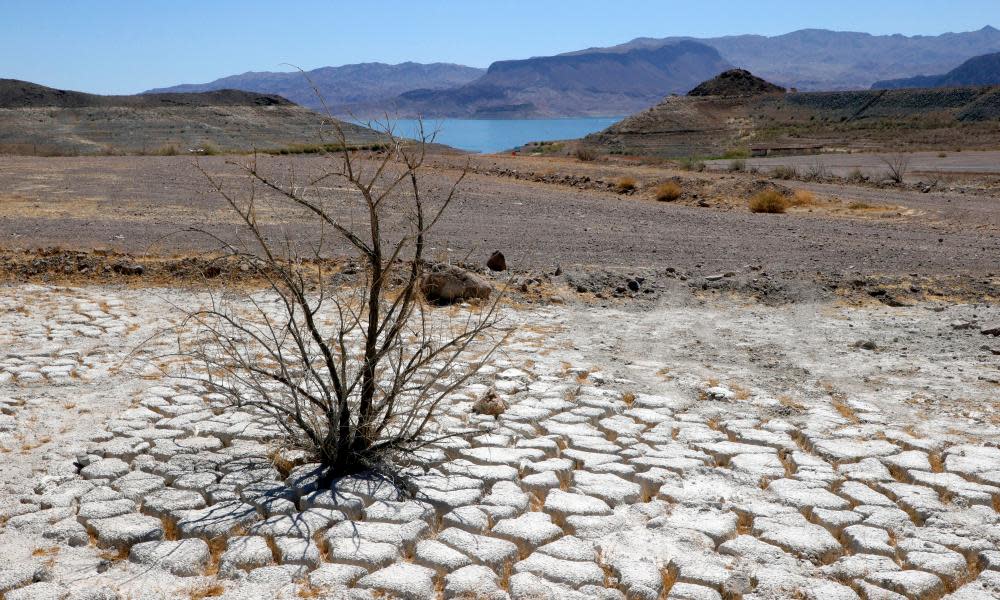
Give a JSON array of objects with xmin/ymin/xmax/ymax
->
[
  {"xmin": 771, "ymin": 165, "xmax": 798, "ymax": 180},
  {"xmin": 848, "ymin": 201, "xmax": 876, "ymax": 210},
  {"xmin": 749, "ymin": 190, "xmax": 788, "ymax": 214},
  {"xmin": 790, "ymin": 190, "xmax": 816, "ymax": 206},
  {"xmin": 622, "ymin": 391, "xmax": 636, "ymax": 407},
  {"xmin": 778, "ymin": 395, "xmax": 806, "ymax": 411},
  {"xmin": 830, "ymin": 395, "xmax": 859, "ymax": 423},
  {"xmin": 615, "ymin": 176, "xmax": 637, "ymax": 192},
  {"xmin": 189, "ymin": 583, "xmax": 225, "ymax": 600},
  {"xmin": 654, "ymin": 182, "xmax": 682, "ymax": 202}
]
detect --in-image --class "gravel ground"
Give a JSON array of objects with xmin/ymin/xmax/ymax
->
[
  {"xmin": 1, "ymin": 284, "xmax": 999, "ymax": 599},
  {"xmin": 0, "ymin": 155, "xmax": 998, "ymax": 281}
]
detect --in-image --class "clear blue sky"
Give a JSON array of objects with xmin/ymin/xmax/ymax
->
[{"xmin": 2, "ymin": 0, "xmax": 997, "ymax": 94}]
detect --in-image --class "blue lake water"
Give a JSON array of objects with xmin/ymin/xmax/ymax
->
[{"xmin": 378, "ymin": 117, "xmax": 623, "ymax": 154}]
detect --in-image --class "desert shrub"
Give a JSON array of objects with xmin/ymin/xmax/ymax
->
[
  {"xmin": 170, "ymin": 120, "xmax": 503, "ymax": 474},
  {"xmin": 728, "ymin": 159, "xmax": 746, "ymax": 172},
  {"xmin": 770, "ymin": 165, "xmax": 798, "ymax": 180},
  {"xmin": 804, "ymin": 162, "xmax": 828, "ymax": 181},
  {"xmin": 616, "ymin": 176, "xmax": 637, "ymax": 192},
  {"xmin": 790, "ymin": 189, "xmax": 815, "ymax": 206},
  {"xmin": 749, "ymin": 190, "xmax": 788, "ymax": 213},
  {"xmin": 848, "ymin": 201, "xmax": 874, "ymax": 210},
  {"xmin": 155, "ymin": 144, "xmax": 179, "ymax": 156},
  {"xmin": 199, "ymin": 143, "xmax": 220, "ymax": 156},
  {"xmin": 937, "ymin": 152, "xmax": 947, "ymax": 158},
  {"xmin": 880, "ymin": 153, "xmax": 910, "ymax": 183},
  {"xmin": 846, "ymin": 168, "xmax": 868, "ymax": 184},
  {"xmin": 654, "ymin": 182, "xmax": 682, "ymax": 201},
  {"xmin": 574, "ymin": 147, "xmax": 598, "ymax": 161},
  {"xmin": 722, "ymin": 148, "xmax": 750, "ymax": 159},
  {"xmin": 678, "ymin": 157, "xmax": 706, "ymax": 172}
]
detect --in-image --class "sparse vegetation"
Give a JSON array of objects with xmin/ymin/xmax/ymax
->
[
  {"xmin": 749, "ymin": 190, "xmax": 788, "ymax": 213},
  {"xmin": 771, "ymin": 165, "xmax": 798, "ymax": 180},
  {"xmin": 169, "ymin": 120, "xmax": 504, "ymax": 473},
  {"xmin": 154, "ymin": 144, "xmax": 179, "ymax": 156},
  {"xmin": 846, "ymin": 168, "xmax": 868, "ymax": 184},
  {"xmin": 654, "ymin": 181, "xmax": 682, "ymax": 201},
  {"xmin": 790, "ymin": 189, "xmax": 816, "ymax": 206},
  {"xmin": 198, "ymin": 143, "xmax": 220, "ymax": 156},
  {"xmin": 848, "ymin": 201, "xmax": 875, "ymax": 210},
  {"xmin": 880, "ymin": 153, "xmax": 911, "ymax": 183},
  {"xmin": 804, "ymin": 162, "xmax": 828, "ymax": 181},
  {"xmin": 265, "ymin": 142, "xmax": 389, "ymax": 155},
  {"xmin": 615, "ymin": 176, "xmax": 637, "ymax": 192},
  {"xmin": 722, "ymin": 147, "xmax": 750, "ymax": 159},
  {"xmin": 678, "ymin": 156, "xmax": 706, "ymax": 172},
  {"xmin": 574, "ymin": 147, "xmax": 597, "ymax": 161},
  {"xmin": 728, "ymin": 159, "xmax": 746, "ymax": 172}
]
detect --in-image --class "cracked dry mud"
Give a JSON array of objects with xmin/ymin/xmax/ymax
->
[{"xmin": 1, "ymin": 284, "xmax": 999, "ymax": 600}]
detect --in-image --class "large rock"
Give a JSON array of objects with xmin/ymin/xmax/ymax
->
[{"xmin": 421, "ymin": 265, "xmax": 492, "ymax": 304}]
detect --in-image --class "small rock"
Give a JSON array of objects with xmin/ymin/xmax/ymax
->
[
  {"xmin": 471, "ymin": 388, "xmax": 507, "ymax": 417},
  {"xmin": 486, "ymin": 251, "xmax": 507, "ymax": 272},
  {"xmin": 981, "ymin": 322, "xmax": 1000, "ymax": 336},
  {"xmin": 111, "ymin": 263, "xmax": 144, "ymax": 276}
]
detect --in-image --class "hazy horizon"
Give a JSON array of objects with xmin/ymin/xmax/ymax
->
[{"xmin": 2, "ymin": 0, "xmax": 998, "ymax": 95}]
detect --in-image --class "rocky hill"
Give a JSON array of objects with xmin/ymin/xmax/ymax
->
[
  {"xmin": 688, "ymin": 69, "xmax": 785, "ymax": 97},
  {"xmin": 585, "ymin": 72, "xmax": 1000, "ymax": 157},
  {"xmin": 390, "ymin": 41, "xmax": 731, "ymax": 118},
  {"xmin": 570, "ymin": 26, "xmax": 1000, "ymax": 91},
  {"xmin": 145, "ymin": 62, "xmax": 485, "ymax": 113},
  {"xmin": 873, "ymin": 52, "xmax": 1000, "ymax": 89},
  {"xmin": 0, "ymin": 79, "xmax": 379, "ymax": 155}
]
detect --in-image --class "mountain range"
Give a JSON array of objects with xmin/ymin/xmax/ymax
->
[
  {"xmin": 146, "ymin": 26, "xmax": 1000, "ymax": 118},
  {"xmin": 578, "ymin": 26, "xmax": 1000, "ymax": 91},
  {"xmin": 872, "ymin": 51, "xmax": 1000, "ymax": 89},
  {"xmin": 146, "ymin": 62, "xmax": 485, "ymax": 113}
]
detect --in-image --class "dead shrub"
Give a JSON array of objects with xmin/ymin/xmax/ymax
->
[
  {"xmin": 654, "ymin": 182, "xmax": 682, "ymax": 201},
  {"xmin": 790, "ymin": 190, "xmax": 815, "ymax": 206},
  {"xmin": 160, "ymin": 118, "xmax": 505, "ymax": 474},
  {"xmin": 749, "ymin": 190, "xmax": 788, "ymax": 214},
  {"xmin": 880, "ymin": 153, "xmax": 910, "ymax": 184},
  {"xmin": 574, "ymin": 147, "xmax": 597, "ymax": 162},
  {"xmin": 846, "ymin": 168, "xmax": 868, "ymax": 184},
  {"xmin": 615, "ymin": 176, "xmax": 637, "ymax": 192},
  {"xmin": 770, "ymin": 165, "xmax": 798, "ymax": 180}
]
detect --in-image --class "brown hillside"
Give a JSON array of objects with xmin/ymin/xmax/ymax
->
[
  {"xmin": 585, "ymin": 81, "xmax": 1000, "ymax": 157},
  {"xmin": 0, "ymin": 79, "xmax": 380, "ymax": 155}
]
